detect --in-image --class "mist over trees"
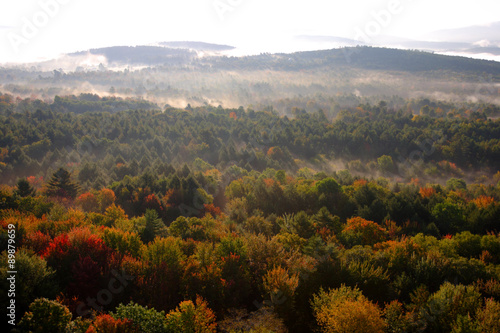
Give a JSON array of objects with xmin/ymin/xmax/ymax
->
[{"xmin": 1, "ymin": 46, "xmax": 500, "ymax": 332}]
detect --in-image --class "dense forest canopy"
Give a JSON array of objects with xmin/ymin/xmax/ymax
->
[
  {"xmin": 1, "ymin": 47, "xmax": 500, "ymax": 333},
  {"xmin": 0, "ymin": 93, "xmax": 499, "ymax": 188}
]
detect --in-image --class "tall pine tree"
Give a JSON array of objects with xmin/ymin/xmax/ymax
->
[{"xmin": 45, "ymin": 167, "xmax": 80, "ymax": 200}]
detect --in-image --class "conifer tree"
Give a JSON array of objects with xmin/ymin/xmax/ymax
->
[
  {"xmin": 15, "ymin": 178, "xmax": 37, "ymax": 197},
  {"xmin": 141, "ymin": 209, "xmax": 165, "ymax": 243},
  {"xmin": 45, "ymin": 167, "xmax": 80, "ymax": 200}
]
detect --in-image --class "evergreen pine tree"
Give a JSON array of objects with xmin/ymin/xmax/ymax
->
[
  {"xmin": 45, "ymin": 167, "xmax": 80, "ymax": 200},
  {"xmin": 141, "ymin": 209, "xmax": 165, "ymax": 243},
  {"xmin": 15, "ymin": 178, "xmax": 37, "ymax": 197}
]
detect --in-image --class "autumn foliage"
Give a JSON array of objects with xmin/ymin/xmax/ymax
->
[{"xmin": 341, "ymin": 216, "xmax": 388, "ymax": 246}]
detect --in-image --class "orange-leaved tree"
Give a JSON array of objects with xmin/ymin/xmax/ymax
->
[{"xmin": 341, "ymin": 216, "xmax": 388, "ymax": 247}]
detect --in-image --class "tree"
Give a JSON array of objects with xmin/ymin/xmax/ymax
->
[
  {"xmin": 141, "ymin": 209, "xmax": 166, "ymax": 244},
  {"xmin": 76, "ymin": 192, "xmax": 99, "ymax": 212},
  {"xmin": 377, "ymin": 155, "xmax": 395, "ymax": 174},
  {"xmin": 262, "ymin": 266, "xmax": 299, "ymax": 320},
  {"xmin": 139, "ymin": 237, "xmax": 184, "ymax": 311},
  {"xmin": 341, "ymin": 216, "xmax": 388, "ymax": 247},
  {"xmin": 45, "ymin": 167, "xmax": 80, "ymax": 200},
  {"xmin": 419, "ymin": 282, "xmax": 482, "ymax": 333},
  {"xmin": 431, "ymin": 202, "xmax": 465, "ymax": 234},
  {"xmin": 446, "ymin": 178, "xmax": 467, "ymax": 191},
  {"xmin": 86, "ymin": 314, "xmax": 136, "ymax": 333},
  {"xmin": 311, "ymin": 285, "xmax": 386, "ymax": 333},
  {"xmin": 19, "ymin": 298, "xmax": 72, "ymax": 333},
  {"xmin": 15, "ymin": 178, "xmax": 37, "ymax": 197},
  {"xmin": 0, "ymin": 249, "xmax": 57, "ymax": 318},
  {"xmin": 42, "ymin": 228, "xmax": 113, "ymax": 306},
  {"xmin": 477, "ymin": 298, "xmax": 500, "ymax": 333},
  {"xmin": 112, "ymin": 302, "xmax": 167, "ymax": 333},
  {"xmin": 165, "ymin": 296, "xmax": 217, "ymax": 333},
  {"xmin": 99, "ymin": 188, "xmax": 116, "ymax": 212}
]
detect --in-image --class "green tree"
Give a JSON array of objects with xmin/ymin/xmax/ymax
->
[
  {"xmin": 377, "ymin": 155, "xmax": 395, "ymax": 174},
  {"xmin": 419, "ymin": 282, "xmax": 482, "ymax": 333},
  {"xmin": 446, "ymin": 178, "xmax": 467, "ymax": 191},
  {"xmin": 112, "ymin": 302, "xmax": 167, "ymax": 333},
  {"xmin": 0, "ymin": 249, "xmax": 57, "ymax": 319},
  {"xmin": 15, "ymin": 178, "xmax": 37, "ymax": 197},
  {"xmin": 45, "ymin": 167, "xmax": 80, "ymax": 200},
  {"xmin": 141, "ymin": 209, "xmax": 166, "ymax": 244},
  {"xmin": 432, "ymin": 202, "xmax": 465, "ymax": 234},
  {"xmin": 18, "ymin": 298, "xmax": 72, "ymax": 333}
]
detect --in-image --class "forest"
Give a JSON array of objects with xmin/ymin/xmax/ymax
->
[{"xmin": 1, "ymin": 91, "xmax": 500, "ymax": 332}]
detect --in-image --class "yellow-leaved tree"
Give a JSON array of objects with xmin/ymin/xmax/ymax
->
[{"xmin": 311, "ymin": 285, "xmax": 386, "ymax": 333}]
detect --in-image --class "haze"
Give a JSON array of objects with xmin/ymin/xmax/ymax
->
[{"xmin": 1, "ymin": 0, "xmax": 500, "ymax": 63}]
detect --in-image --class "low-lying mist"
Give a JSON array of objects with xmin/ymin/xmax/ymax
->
[{"xmin": 1, "ymin": 47, "xmax": 499, "ymax": 114}]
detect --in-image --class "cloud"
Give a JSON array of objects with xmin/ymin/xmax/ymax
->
[{"xmin": 473, "ymin": 40, "xmax": 491, "ymax": 47}]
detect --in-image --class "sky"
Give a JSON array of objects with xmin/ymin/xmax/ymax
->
[{"xmin": 0, "ymin": 0, "xmax": 499, "ymax": 63}]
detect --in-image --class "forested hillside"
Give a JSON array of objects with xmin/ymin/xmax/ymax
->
[{"xmin": 1, "ymin": 92, "xmax": 500, "ymax": 332}]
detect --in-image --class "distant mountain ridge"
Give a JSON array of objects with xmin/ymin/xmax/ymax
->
[
  {"xmin": 296, "ymin": 22, "xmax": 500, "ymax": 60},
  {"xmin": 204, "ymin": 47, "xmax": 500, "ymax": 78},
  {"xmin": 67, "ymin": 42, "xmax": 235, "ymax": 66},
  {"xmin": 59, "ymin": 44, "xmax": 500, "ymax": 79}
]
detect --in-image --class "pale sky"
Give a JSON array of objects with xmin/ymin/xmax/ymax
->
[{"xmin": 1, "ymin": 0, "xmax": 499, "ymax": 63}]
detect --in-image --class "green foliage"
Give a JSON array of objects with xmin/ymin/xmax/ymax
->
[
  {"xmin": 0, "ymin": 249, "xmax": 58, "ymax": 317},
  {"xmin": 112, "ymin": 302, "xmax": 167, "ymax": 333},
  {"xmin": 102, "ymin": 228, "xmax": 142, "ymax": 258},
  {"xmin": 419, "ymin": 282, "xmax": 482, "ymax": 333},
  {"xmin": 45, "ymin": 167, "xmax": 80, "ymax": 200},
  {"xmin": 477, "ymin": 298, "xmax": 500, "ymax": 333},
  {"xmin": 138, "ymin": 237, "xmax": 185, "ymax": 311},
  {"xmin": 18, "ymin": 298, "xmax": 72, "ymax": 333},
  {"xmin": 1, "ymin": 95, "xmax": 500, "ymax": 332},
  {"xmin": 447, "ymin": 178, "xmax": 467, "ymax": 191},
  {"xmin": 454, "ymin": 231, "xmax": 482, "ymax": 258},
  {"xmin": 141, "ymin": 209, "xmax": 166, "ymax": 243},
  {"xmin": 432, "ymin": 201, "xmax": 465, "ymax": 234},
  {"xmin": 169, "ymin": 216, "xmax": 189, "ymax": 238},
  {"xmin": 377, "ymin": 155, "xmax": 395, "ymax": 174},
  {"xmin": 315, "ymin": 177, "xmax": 341, "ymax": 196},
  {"xmin": 15, "ymin": 178, "xmax": 37, "ymax": 197},
  {"xmin": 383, "ymin": 301, "xmax": 414, "ymax": 333},
  {"xmin": 65, "ymin": 317, "xmax": 93, "ymax": 333},
  {"xmin": 451, "ymin": 314, "xmax": 480, "ymax": 333}
]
